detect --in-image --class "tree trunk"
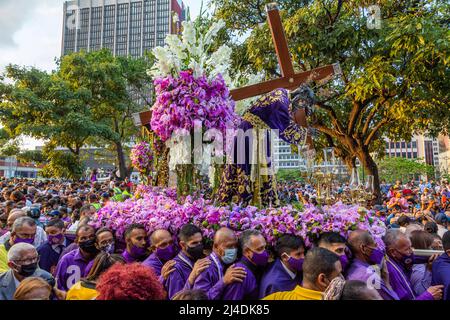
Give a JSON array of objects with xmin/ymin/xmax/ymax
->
[
  {"xmin": 357, "ymin": 148, "xmax": 382, "ymax": 204},
  {"xmin": 115, "ymin": 141, "xmax": 128, "ymax": 180}
]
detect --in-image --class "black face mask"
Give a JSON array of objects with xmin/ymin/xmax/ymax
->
[
  {"xmin": 79, "ymin": 239, "xmax": 98, "ymax": 255},
  {"xmin": 18, "ymin": 262, "xmax": 38, "ymax": 277},
  {"xmin": 186, "ymin": 243, "xmax": 204, "ymax": 261}
]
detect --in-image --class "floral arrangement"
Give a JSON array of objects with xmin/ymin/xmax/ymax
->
[
  {"xmin": 90, "ymin": 186, "xmax": 386, "ymax": 248},
  {"xmin": 148, "ymin": 20, "xmax": 231, "ymax": 83},
  {"xmin": 150, "ymin": 71, "xmax": 238, "ymax": 142},
  {"xmin": 130, "ymin": 142, "xmax": 154, "ymax": 185}
]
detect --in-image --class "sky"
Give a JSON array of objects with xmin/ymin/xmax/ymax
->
[{"xmin": 0, "ymin": 0, "xmax": 204, "ymax": 149}]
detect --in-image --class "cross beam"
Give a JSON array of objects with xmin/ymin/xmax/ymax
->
[{"xmin": 229, "ymin": 3, "xmax": 341, "ymax": 149}]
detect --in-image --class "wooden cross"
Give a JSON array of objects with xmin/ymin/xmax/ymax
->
[
  {"xmin": 137, "ymin": 2, "xmax": 341, "ymax": 149},
  {"xmin": 229, "ymin": 2, "xmax": 341, "ymax": 149}
]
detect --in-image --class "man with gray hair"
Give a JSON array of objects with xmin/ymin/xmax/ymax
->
[
  {"xmin": 0, "ymin": 216, "xmax": 39, "ymax": 272},
  {"xmin": 222, "ymin": 229, "xmax": 269, "ymax": 300},
  {"xmin": 0, "ymin": 242, "xmax": 53, "ymax": 300},
  {"xmin": 0, "ymin": 210, "xmax": 47, "ymax": 249},
  {"xmin": 384, "ymin": 229, "xmax": 443, "ymax": 300}
]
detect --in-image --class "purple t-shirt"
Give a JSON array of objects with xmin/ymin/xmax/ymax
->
[{"xmin": 54, "ymin": 248, "xmax": 94, "ymax": 291}]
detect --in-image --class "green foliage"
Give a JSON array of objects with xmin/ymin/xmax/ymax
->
[
  {"xmin": 276, "ymin": 168, "xmax": 304, "ymax": 182},
  {"xmin": 377, "ymin": 157, "xmax": 435, "ymax": 182},
  {"xmin": 0, "ymin": 49, "xmax": 154, "ymax": 179},
  {"xmin": 16, "ymin": 150, "xmax": 46, "ymax": 164},
  {"xmin": 212, "ymin": 0, "xmax": 449, "ymax": 198},
  {"xmin": 39, "ymin": 149, "xmax": 84, "ymax": 180}
]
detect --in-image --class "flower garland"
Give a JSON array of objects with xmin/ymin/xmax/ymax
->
[{"xmin": 90, "ymin": 186, "xmax": 386, "ymax": 248}]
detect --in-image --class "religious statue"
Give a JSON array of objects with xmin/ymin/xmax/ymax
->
[{"xmin": 217, "ymin": 85, "xmax": 316, "ymax": 208}]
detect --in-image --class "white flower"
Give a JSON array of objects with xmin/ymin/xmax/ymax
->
[
  {"xmin": 204, "ymin": 20, "xmax": 226, "ymax": 46},
  {"xmin": 165, "ymin": 34, "xmax": 187, "ymax": 61},
  {"xmin": 188, "ymin": 60, "xmax": 203, "ymax": 78},
  {"xmin": 173, "ymin": 12, "xmax": 179, "ymax": 24},
  {"xmin": 182, "ymin": 21, "xmax": 196, "ymax": 47}
]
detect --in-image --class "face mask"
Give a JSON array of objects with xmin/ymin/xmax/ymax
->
[
  {"xmin": 339, "ymin": 254, "xmax": 349, "ymax": 270},
  {"xmin": 130, "ymin": 244, "xmax": 148, "ymax": 258},
  {"xmin": 14, "ymin": 236, "xmax": 34, "ymax": 245},
  {"xmin": 79, "ymin": 239, "xmax": 98, "ymax": 254},
  {"xmin": 101, "ymin": 243, "xmax": 115, "ymax": 254},
  {"xmin": 413, "ymin": 255, "xmax": 430, "ymax": 264},
  {"xmin": 16, "ymin": 262, "xmax": 38, "ymax": 277},
  {"xmin": 221, "ymin": 248, "xmax": 238, "ymax": 265},
  {"xmin": 156, "ymin": 244, "xmax": 176, "ymax": 262},
  {"xmin": 399, "ymin": 252, "xmax": 415, "ymax": 270},
  {"xmin": 368, "ymin": 247, "xmax": 385, "ymax": 266},
  {"xmin": 186, "ymin": 243, "xmax": 204, "ymax": 260},
  {"xmin": 48, "ymin": 233, "xmax": 64, "ymax": 245},
  {"xmin": 286, "ymin": 255, "xmax": 304, "ymax": 272},
  {"xmin": 250, "ymin": 249, "xmax": 269, "ymax": 267}
]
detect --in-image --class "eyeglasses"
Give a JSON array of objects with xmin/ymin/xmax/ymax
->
[{"xmin": 13, "ymin": 256, "xmax": 39, "ymax": 265}]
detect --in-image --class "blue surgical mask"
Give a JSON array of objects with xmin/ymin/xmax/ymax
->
[{"xmin": 221, "ymin": 248, "xmax": 237, "ymax": 265}]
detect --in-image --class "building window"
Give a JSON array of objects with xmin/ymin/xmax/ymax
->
[
  {"xmin": 390, "ymin": 142, "xmax": 394, "ymax": 149},
  {"xmin": 396, "ymin": 152, "xmax": 401, "ymax": 157},
  {"xmin": 407, "ymin": 152, "xmax": 412, "ymax": 158},
  {"xmin": 412, "ymin": 141, "xmax": 417, "ymax": 148},
  {"xmin": 413, "ymin": 152, "xmax": 417, "ymax": 158},
  {"xmin": 401, "ymin": 142, "xmax": 405, "ymax": 148},
  {"xmin": 396, "ymin": 142, "xmax": 400, "ymax": 149}
]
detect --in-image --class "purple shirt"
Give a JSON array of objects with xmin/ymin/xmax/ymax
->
[
  {"xmin": 55, "ymin": 248, "xmax": 94, "ymax": 291},
  {"xmin": 142, "ymin": 252, "xmax": 163, "ymax": 277},
  {"xmin": 346, "ymin": 258, "xmax": 399, "ymax": 300},
  {"xmin": 222, "ymin": 256, "xmax": 259, "ymax": 300},
  {"xmin": 431, "ymin": 253, "xmax": 450, "ymax": 300},
  {"xmin": 410, "ymin": 264, "xmax": 432, "ymax": 296},
  {"xmin": 192, "ymin": 252, "xmax": 227, "ymax": 300},
  {"xmin": 164, "ymin": 252, "xmax": 194, "ymax": 299},
  {"xmin": 259, "ymin": 258, "xmax": 301, "ymax": 299},
  {"xmin": 386, "ymin": 256, "xmax": 433, "ymax": 300}
]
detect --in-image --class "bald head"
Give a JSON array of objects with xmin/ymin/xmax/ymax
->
[
  {"xmin": 213, "ymin": 228, "xmax": 238, "ymax": 260},
  {"xmin": 150, "ymin": 229, "xmax": 172, "ymax": 245},
  {"xmin": 213, "ymin": 228, "xmax": 236, "ymax": 244},
  {"xmin": 348, "ymin": 230, "xmax": 375, "ymax": 252},
  {"xmin": 150, "ymin": 229, "xmax": 174, "ymax": 251},
  {"xmin": 7, "ymin": 210, "xmax": 26, "ymax": 229}
]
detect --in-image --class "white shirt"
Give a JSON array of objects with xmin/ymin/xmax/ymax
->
[{"xmin": 280, "ymin": 260, "xmax": 297, "ymax": 280}]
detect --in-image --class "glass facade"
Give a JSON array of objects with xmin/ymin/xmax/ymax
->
[
  {"xmin": 103, "ymin": 5, "xmax": 116, "ymax": 52},
  {"xmin": 90, "ymin": 7, "xmax": 103, "ymax": 51},
  {"xmin": 115, "ymin": 4, "xmax": 129, "ymax": 56},
  {"xmin": 77, "ymin": 8, "xmax": 90, "ymax": 51},
  {"xmin": 129, "ymin": 1, "xmax": 143, "ymax": 57},
  {"xmin": 62, "ymin": 0, "xmax": 183, "ymax": 57},
  {"xmin": 63, "ymin": 8, "xmax": 77, "ymax": 54}
]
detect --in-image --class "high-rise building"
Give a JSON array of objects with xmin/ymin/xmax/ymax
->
[
  {"xmin": 61, "ymin": 0, "xmax": 188, "ymax": 57},
  {"xmin": 384, "ymin": 135, "xmax": 440, "ymax": 168}
]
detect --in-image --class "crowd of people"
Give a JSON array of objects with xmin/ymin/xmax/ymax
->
[{"xmin": 0, "ymin": 176, "xmax": 449, "ymax": 300}]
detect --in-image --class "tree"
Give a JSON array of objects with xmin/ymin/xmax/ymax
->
[
  {"xmin": 0, "ymin": 50, "xmax": 154, "ymax": 180},
  {"xmin": 0, "ymin": 65, "xmax": 109, "ymax": 177},
  {"xmin": 377, "ymin": 157, "xmax": 434, "ymax": 182},
  {"xmin": 213, "ymin": 0, "xmax": 449, "ymax": 200},
  {"xmin": 56, "ymin": 49, "xmax": 154, "ymax": 179}
]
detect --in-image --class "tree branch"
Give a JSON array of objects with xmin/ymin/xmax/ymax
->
[
  {"xmin": 315, "ymin": 101, "xmax": 346, "ymax": 135},
  {"xmin": 364, "ymin": 118, "xmax": 389, "ymax": 146}
]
